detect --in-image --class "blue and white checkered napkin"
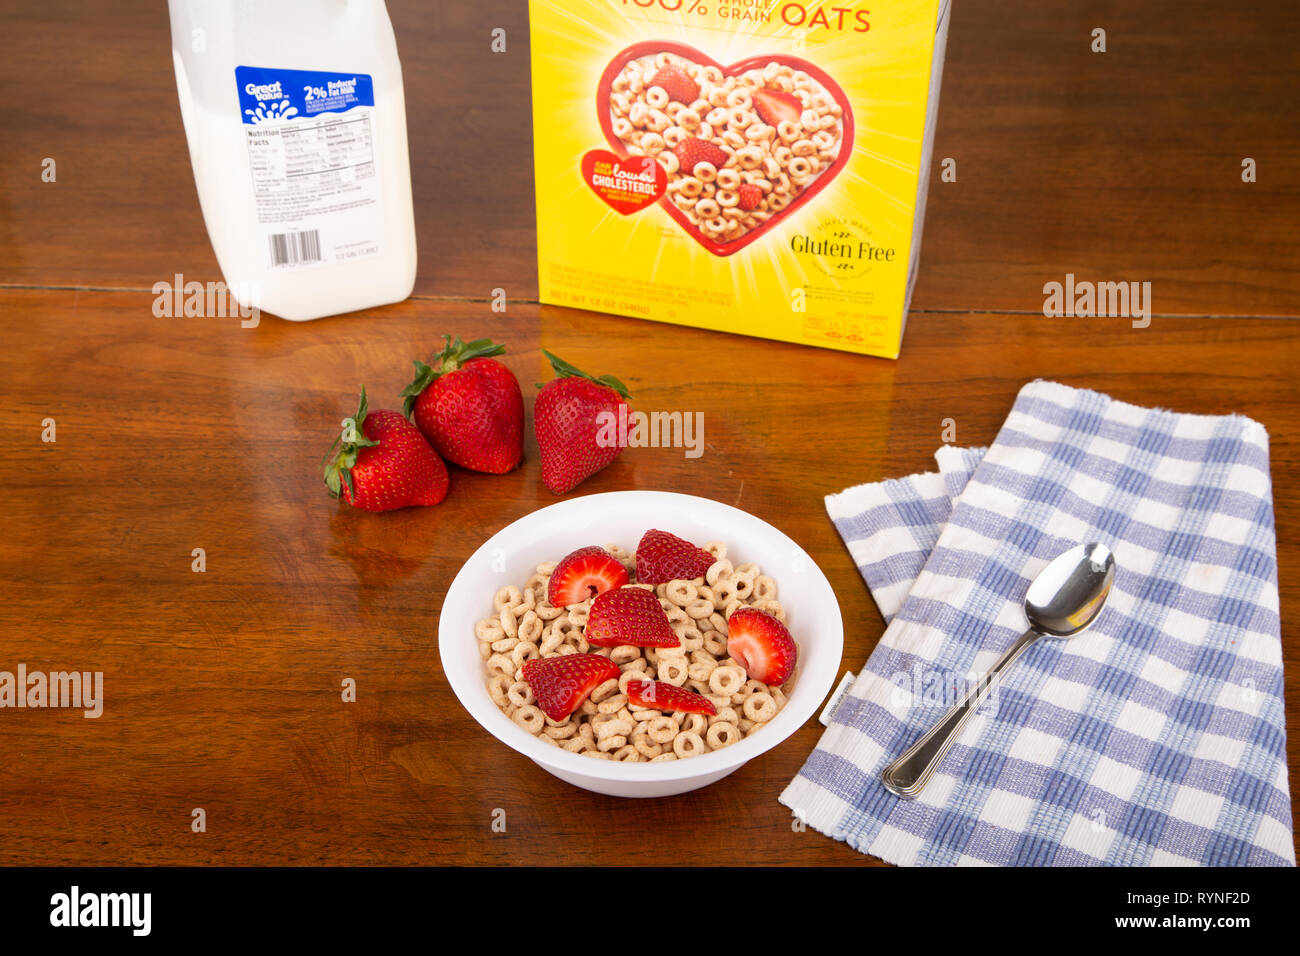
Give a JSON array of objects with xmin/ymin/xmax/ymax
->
[{"xmin": 781, "ymin": 381, "xmax": 1295, "ymax": 866}]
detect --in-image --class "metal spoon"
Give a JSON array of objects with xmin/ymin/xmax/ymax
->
[{"xmin": 881, "ymin": 542, "xmax": 1116, "ymax": 799}]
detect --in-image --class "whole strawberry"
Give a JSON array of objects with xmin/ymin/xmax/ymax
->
[
  {"xmin": 400, "ymin": 335, "xmax": 523, "ymax": 474},
  {"xmin": 534, "ymin": 350, "xmax": 632, "ymax": 495},
  {"xmin": 323, "ymin": 386, "xmax": 449, "ymax": 512}
]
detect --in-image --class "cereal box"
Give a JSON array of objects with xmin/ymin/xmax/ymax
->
[{"xmin": 528, "ymin": 0, "xmax": 951, "ymax": 358}]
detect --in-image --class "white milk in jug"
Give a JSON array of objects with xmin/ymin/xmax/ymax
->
[{"xmin": 168, "ymin": 0, "xmax": 417, "ymax": 320}]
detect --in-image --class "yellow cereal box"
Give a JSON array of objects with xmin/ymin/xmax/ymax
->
[{"xmin": 528, "ymin": 0, "xmax": 950, "ymax": 358}]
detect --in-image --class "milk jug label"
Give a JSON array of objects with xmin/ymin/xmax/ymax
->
[{"xmin": 234, "ymin": 65, "xmax": 384, "ymax": 269}]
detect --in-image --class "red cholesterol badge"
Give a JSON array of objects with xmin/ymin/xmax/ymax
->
[{"xmin": 581, "ymin": 149, "xmax": 667, "ymax": 215}]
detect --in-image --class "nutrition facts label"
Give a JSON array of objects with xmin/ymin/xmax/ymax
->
[
  {"xmin": 247, "ymin": 114, "xmax": 374, "ymax": 212},
  {"xmin": 236, "ymin": 65, "xmax": 384, "ymax": 269}
]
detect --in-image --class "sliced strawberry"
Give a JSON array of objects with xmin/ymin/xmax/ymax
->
[
  {"xmin": 522, "ymin": 653, "xmax": 621, "ymax": 722},
  {"xmin": 752, "ymin": 88, "xmax": 802, "ymax": 128},
  {"xmin": 673, "ymin": 137, "xmax": 728, "ymax": 175},
  {"xmin": 726, "ymin": 607, "xmax": 798, "ymax": 686},
  {"xmin": 649, "ymin": 64, "xmax": 699, "ymax": 105},
  {"xmin": 736, "ymin": 183, "xmax": 764, "ymax": 212},
  {"xmin": 626, "ymin": 680, "xmax": 717, "ymax": 716},
  {"xmin": 547, "ymin": 546, "xmax": 629, "ymax": 607},
  {"xmin": 635, "ymin": 529, "xmax": 716, "ymax": 584},
  {"xmin": 586, "ymin": 587, "xmax": 680, "ymax": 648}
]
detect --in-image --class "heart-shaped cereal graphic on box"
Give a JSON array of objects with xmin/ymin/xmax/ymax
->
[{"xmin": 597, "ymin": 41, "xmax": 855, "ymax": 258}]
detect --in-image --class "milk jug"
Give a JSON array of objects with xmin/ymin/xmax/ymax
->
[{"xmin": 168, "ymin": 0, "xmax": 417, "ymax": 320}]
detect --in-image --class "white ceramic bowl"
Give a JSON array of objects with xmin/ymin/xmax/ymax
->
[{"xmin": 439, "ymin": 490, "xmax": 844, "ymax": 797}]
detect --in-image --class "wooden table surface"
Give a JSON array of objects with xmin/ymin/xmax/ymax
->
[{"xmin": 1, "ymin": 1, "xmax": 1296, "ymax": 866}]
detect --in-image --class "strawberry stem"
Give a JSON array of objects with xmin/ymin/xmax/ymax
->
[
  {"xmin": 540, "ymin": 349, "xmax": 631, "ymax": 399},
  {"xmin": 401, "ymin": 334, "xmax": 507, "ymax": 418},
  {"xmin": 323, "ymin": 385, "xmax": 380, "ymax": 500}
]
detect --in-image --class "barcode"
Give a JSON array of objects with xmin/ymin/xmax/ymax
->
[{"xmin": 268, "ymin": 229, "xmax": 322, "ymax": 267}]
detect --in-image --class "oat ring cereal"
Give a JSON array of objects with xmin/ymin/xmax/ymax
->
[
  {"xmin": 673, "ymin": 732, "xmax": 706, "ymax": 758},
  {"xmin": 708, "ymin": 665, "xmax": 746, "ymax": 697},
  {"xmin": 478, "ymin": 533, "xmax": 799, "ymax": 763},
  {"xmin": 658, "ymin": 658, "xmax": 689, "ymax": 686},
  {"xmin": 706, "ymin": 722, "xmax": 741, "ymax": 750},
  {"xmin": 494, "ymin": 585, "xmax": 522, "ymax": 611},
  {"xmin": 744, "ymin": 692, "xmax": 779, "ymax": 723},
  {"xmin": 512, "ymin": 705, "xmax": 545, "ymax": 735},
  {"xmin": 702, "ymin": 631, "xmax": 728, "ymax": 658}
]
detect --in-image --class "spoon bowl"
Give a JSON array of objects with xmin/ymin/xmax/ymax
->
[{"xmin": 1025, "ymin": 542, "xmax": 1116, "ymax": 637}]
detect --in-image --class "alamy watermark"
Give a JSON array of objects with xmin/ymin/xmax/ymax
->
[
  {"xmin": 50, "ymin": 886, "xmax": 150, "ymax": 936},
  {"xmin": 0, "ymin": 664, "xmax": 103, "ymax": 718},
  {"xmin": 1043, "ymin": 273, "xmax": 1151, "ymax": 328},
  {"xmin": 889, "ymin": 662, "xmax": 1001, "ymax": 716},
  {"xmin": 152, "ymin": 273, "xmax": 260, "ymax": 328},
  {"xmin": 595, "ymin": 407, "xmax": 704, "ymax": 459}
]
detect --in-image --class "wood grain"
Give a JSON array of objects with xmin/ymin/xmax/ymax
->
[
  {"xmin": 1, "ymin": 1, "xmax": 1297, "ymax": 315},
  {"xmin": 1, "ymin": 290, "xmax": 1296, "ymax": 864}
]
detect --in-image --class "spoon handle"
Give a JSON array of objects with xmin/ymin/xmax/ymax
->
[{"xmin": 881, "ymin": 629, "xmax": 1039, "ymax": 799}]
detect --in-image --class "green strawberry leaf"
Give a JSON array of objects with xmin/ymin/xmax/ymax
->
[
  {"xmin": 540, "ymin": 350, "xmax": 632, "ymax": 399},
  {"xmin": 594, "ymin": 373, "xmax": 630, "ymax": 395},
  {"xmin": 323, "ymin": 385, "xmax": 380, "ymax": 500},
  {"xmin": 400, "ymin": 360, "xmax": 438, "ymax": 418},
  {"xmin": 445, "ymin": 335, "xmax": 507, "ymax": 367},
  {"xmin": 401, "ymin": 335, "xmax": 508, "ymax": 417}
]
